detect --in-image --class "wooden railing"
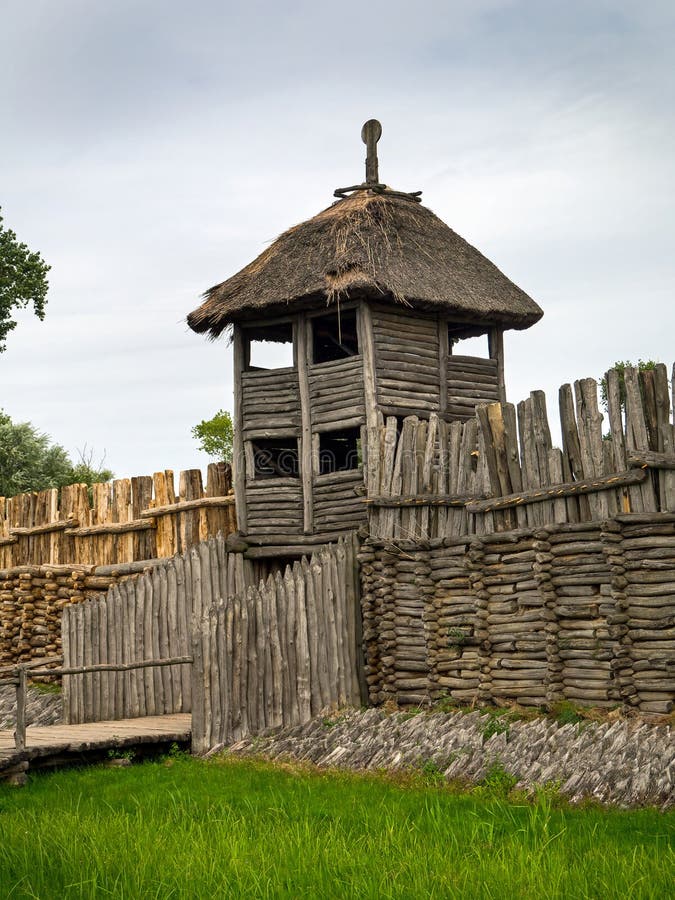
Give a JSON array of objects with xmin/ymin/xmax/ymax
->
[{"xmin": 0, "ymin": 655, "xmax": 193, "ymax": 752}]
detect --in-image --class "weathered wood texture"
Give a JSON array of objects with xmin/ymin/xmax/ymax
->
[
  {"xmin": 241, "ymin": 368, "xmax": 300, "ymax": 437},
  {"xmin": 192, "ymin": 534, "xmax": 363, "ymax": 753},
  {"xmin": 0, "ymin": 463, "xmax": 235, "ymax": 569},
  {"xmin": 359, "ymin": 515, "xmax": 674, "ymax": 714},
  {"xmin": 371, "ymin": 305, "xmax": 441, "ymax": 415},
  {"xmin": 61, "ymin": 534, "xmax": 256, "ymax": 723},
  {"xmin": 367, "ymin": 365, "xmax": 675, "ymax": 540},
  {"xmin": 309, "ymin": 355, "xmax": 365, "ymax": 426}
]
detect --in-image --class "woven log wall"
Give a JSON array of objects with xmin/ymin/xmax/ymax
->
[{"xmin": 359, "ymin": 514, "xmax": 674, "ymax": 715}]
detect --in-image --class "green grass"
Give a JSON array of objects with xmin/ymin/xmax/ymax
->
[{"xmin": 0, "ymin": 756, "xmax": 672, "ymax": 899}]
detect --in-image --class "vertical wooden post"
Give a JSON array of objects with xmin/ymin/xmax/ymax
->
[
  {"xmin": 358, "ymin": 302, "xmax": 379, "ymax": 495},
  {"xmin": 296, "ymin": 313, "xmax": 314, "ymax": 534},
  {"xmin": 232, "ymin": 325, "xmax": 248, "ymax": 534},
  {"xmin": 15, "ymin": 665, "xmax": 27, "ymax": 752},
  {"xmin": 438, "ymin": 316, "xmax": 449, "ymax": 416},
  {"xmin": 489, "ymin": 327, "xmax": 506, "ymax": 404}
]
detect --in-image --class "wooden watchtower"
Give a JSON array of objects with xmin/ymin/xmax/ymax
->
[{"xmin": 188, "ymin": 121, "xmax": 543, "ymax": 554}]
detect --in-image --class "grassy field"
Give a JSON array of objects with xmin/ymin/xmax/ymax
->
[{"xmin": 0, "ymin": 754, "xmax": 672, "ymax": 899}]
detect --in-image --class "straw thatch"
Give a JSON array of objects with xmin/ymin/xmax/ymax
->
[{"xmin": 187, "ymin": 190, "xmax": 543, "ymax": 338}]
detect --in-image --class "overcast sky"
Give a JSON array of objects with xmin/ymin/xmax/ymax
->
[{"xmin": 1, "ymin": 0, "xmax": 673, "ymax": 482}]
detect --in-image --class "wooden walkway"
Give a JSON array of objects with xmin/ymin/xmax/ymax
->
[{"xmin": 0, "ymin": 714, "xmax": 192, "ymax": 783}]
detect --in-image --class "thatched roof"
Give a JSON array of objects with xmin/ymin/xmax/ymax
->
[{"xmin": 187, "ymin": 190, "xmax": 543, "ymax": 338}]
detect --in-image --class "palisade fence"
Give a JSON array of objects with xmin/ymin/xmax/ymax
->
[
  {"xmin": 62, "ymin": 533, "xmax": 363, "ymax": 755},
  {"xmin": 62, "ymin": 534, "xmax": 255, "ymax": 723},
  {"xmin": 366, "ymin": 364, "xmax": 675, "ymax": 540},
  {"xmin": 0, "ymin": 463, "xmax": 236, "ymax": 569},
  {"xmin": 191, "ymin": 534, "xmax": 363, "ymax": 753}
]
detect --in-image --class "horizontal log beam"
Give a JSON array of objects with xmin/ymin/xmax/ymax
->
[
  {"xmin": 628, "ymin": 451, "xmax": 675, "ymax": 470},
  {"xmin": 9, "ymin": 519, "xmax": 79, "ymax": 536},
  {"xmin": 139, "ymin": 495, "xmax": 235, "ymax": 518},
  {"xmin": 29, "ymin": 656, "xmax": 193, "ymax": 677},
  {"xmin": 65, "ymin": 519, "xmax": 156, "ymax": 536},
  {"xmin": 365, "ymin": 493, "xmax": 483, "ymax": 508},
  {"xmin": 466, "ymin": 468, "xmax": 648, "ymax": 513}
]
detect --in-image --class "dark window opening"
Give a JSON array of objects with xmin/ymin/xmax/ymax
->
[
  {"xmin": 245, "ymin": 322, "xmax": 294, "ymax": 370},
  {"xmin": 319, "ymin": 428, "xmax": 361, "ymax": 474},
  {"xmin": 448, "ymin": 324, "xmax": 490, "ymax": 359},
  {"xmin": 252, "ymin": 438, "xmax": 299, "ymax": 479},
  {"xmin": 312, "ymin": 310, "xmax": 358, "ymax": 363}
]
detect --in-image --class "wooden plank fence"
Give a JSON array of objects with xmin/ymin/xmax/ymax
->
[
  {"xmin": 367, "ymin": 364, "xmax": 675, "ymax": 540},
  {"xmin": 0, "ymin": 463, "xmax": 236, "ymax": 569},
  {"xmin": 191, "ymin": 535, "xmax": 363, "ymax": 753},
  {"xmin": 61, "ymin": 534, "xmax": 255, "ymax": 723}
]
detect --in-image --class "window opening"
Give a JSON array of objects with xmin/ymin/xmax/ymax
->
[
  {"xmin": 318, "ymin": 428, "xmax": 361, "ymax": 474},
  {"xmin": 245, "ymin": 322, "xmax": 294, "ymax": 370},
  {"xmin": 251, "ymin": 438, "xmax": 299, "ymax": 479},
  {"xmin": 448, "ymin": 325, "xmax": 490, "ymax": 359},
  {"xmin": 312, "ymin": 309, "xmax": 358, "ymax": 363}
]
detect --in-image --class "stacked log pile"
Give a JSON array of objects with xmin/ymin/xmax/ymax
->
[
  {"xmin": 1, "ymin": 566, "xmax": 91, "ymax": 668},
  {"xmin": 546, "ymin": 524, "xmax": 616, "ymax": 707},
  {"xmin": 481, "ymin": 532, "xmax": 547, "ymax": 706},
  {"xmin": 429, "ymin": 538, "xmax": 479, "ymax": 703},
  {"xmin": 619, "ymin": 513, "xmax": 675, "ymax": 714},
  {"xmin": 360, "ymin": 514, "xmax": 674, "ymax": 714}
]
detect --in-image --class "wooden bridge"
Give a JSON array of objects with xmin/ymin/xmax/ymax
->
[
  {"xmin": 0, "ymin": 713, "xmax": 192, "ymax": 784},
  {"xmin": 0, "ymin": 654, "xmax": 193, "ymax": 784}
]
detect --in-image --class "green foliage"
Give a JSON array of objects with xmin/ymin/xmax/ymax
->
[
  {"xmin": 474, "ymin": 760, "xmax": 518, "ymax": 797},
  {"xmin": 191, "ymin": 409, "xmax": 233, "ymax": 461},
  {"xmin": 1, "ymin": 756, "xmax": 671, "ymax": 897},
  {"xmin": 550, "ymin": 700, "xmax": 585, "ymax": 727},
  {"xmin": 481, "ymin": 710, "xmax": 512, "ymax": 742},
  {"xmin": 417, "ymin": 758, "xmax": 446, "ymax": 786},
  {"xmin": 0, "ymin": 411, "xmax": 113, "ymax": 497},
  {"xmin": 447, "ymin": 626, "xmax": 468, "ymax": 647},
  {"xmin": 0, "ymin": 209, "xmax": 50, "ymax": 353},
  {"xmin": 599, "ymin": 359, "xmax": 657, "ymax": 414}
]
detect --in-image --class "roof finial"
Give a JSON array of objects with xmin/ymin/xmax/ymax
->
[
  {"xmin": 361, "ymin": 119, "xmax": 382, "ymax": 185},
  {"xmin": 333, "ymin": 120, "xmax": 422, "ymax": 202}
]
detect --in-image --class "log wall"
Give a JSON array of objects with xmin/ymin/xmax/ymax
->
[
  {"xmin": 367, "ymin": 364, "xmax": 675, "ymax": 540},
  {"xmin": 371, "ymin": 305, "xmax": 441, "ymax": 416},
  {"xmin": 447, "ymin": 355, "xmax": 500, "ymax": 420},
  {"xmin": 192, "ymin": 534, "xmax": 363, "ymax": 752},
  {"xmin": 0, "ymin": 463, "xmax": 235, "ymax": 568},
  {"xmin": 359, "ymin": 514, "xmax": 674, "ymax": 715},
  {"xmin": 241, "ymin": 368, "xmax": 300, "ymax": 438},
  {"xmin": 61, "ymin": 534, "xmax": 256, "ymax": 723},
  {"xmin": 309, "ymin": 355, "xmax": 364, "ymax": 428}
]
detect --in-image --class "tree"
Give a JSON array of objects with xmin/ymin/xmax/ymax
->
[
  {"xmin": 0, "ymin": 209, "xmax": 50, "ymax": 353},
  {"xmin": 599, "ymin": 359, "xmax": 657, "ymax": 414},
  {"xmin": 0, "ymin": 410, "xmax": 113, "ymax": 497},
  {"xmin": 191, "ymin": 410, "xmax": 233, "ymax": 461}
]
